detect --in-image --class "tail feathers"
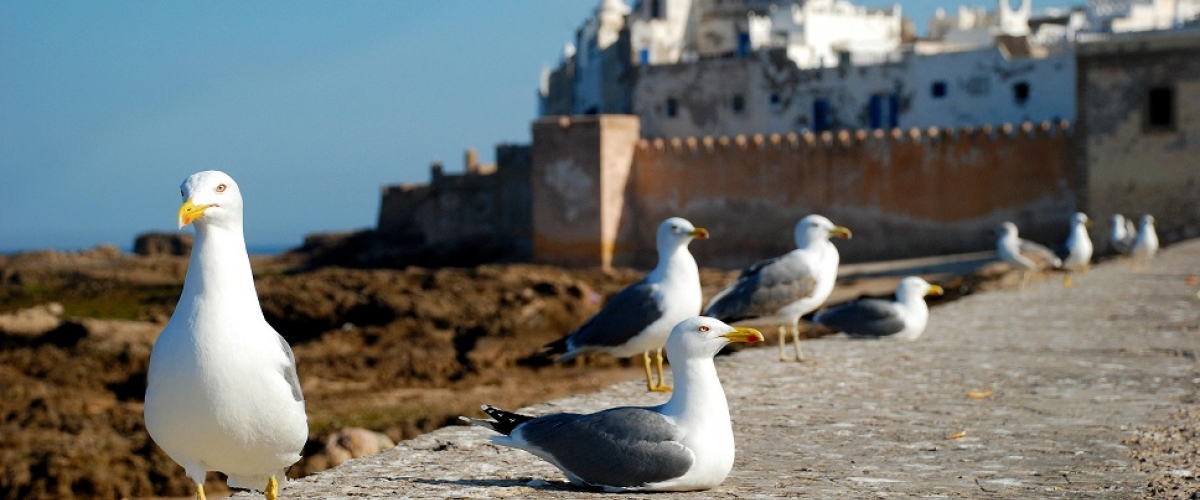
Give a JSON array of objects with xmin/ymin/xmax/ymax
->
[
  {"xmin": 542, "ymin": 335, "xmax": 569, "ymax": 356},
  {"xmin": 460, "ymin": 405, "xmax": 536, "ymax": 436}
]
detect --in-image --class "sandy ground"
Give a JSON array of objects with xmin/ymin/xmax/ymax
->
[{"xmin": 246, "ymin": 242, "xmax": 1200, "ymax": 499}]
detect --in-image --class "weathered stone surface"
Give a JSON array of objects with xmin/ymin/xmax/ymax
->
[{"xmin": 255, "ymin": 241, "xmax": 1200, "ymax": 499}]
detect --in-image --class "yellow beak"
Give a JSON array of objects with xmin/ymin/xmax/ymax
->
[
  {"xmin": 178, "ymin": 198, "xmax": 209, "ymax": 229},
  {"xmin": 927, "ymin": 284, "xmax": 945, "ymax": 296},
  {"xmin": 829, "ymin": 226, "xmax": 852, "ymax": 239},
  {"xmin": 721, "ymin": 326, "xmax": 765, "ymax": 343},
  {"xmin": 690, "ymin": 227, "xmax": 709, "ymax": 240},
  {"xmin": 1085, "ymin": 220, "xmax": 1093, "ymax": 228}
]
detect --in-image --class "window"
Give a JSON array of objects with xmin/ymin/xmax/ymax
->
[
  {"xmin": 650, "ymin": 0, "xmax": 662, "ymax": 18},
  {"xmin": 732, "ymin": 94, "xmax": 745, "ymax": 114},
  {"xmin": 931, "ymin": 81, "xmax": 947, "ymax": 98},
  {"xmin": 666, "ymin": 98, "xmax": 678, "ymax": 118},
  {"xmin": 813, "ymin": 98, "xmax": 832, "ymax": 132},
  {"xmin": 736, "ymin": 33, "xmax": 751, "ymax": 58},
  {"xmin": 868, "ymin": 94, "xmax": 899, "ymax": 129},
  {"xmin": 1147, "ymin": 86, "xmax": 1175, "ymax": 131},
  {"xmin": 1013, "ymin": 82, "xmax": 1030, "ymax": 104}
]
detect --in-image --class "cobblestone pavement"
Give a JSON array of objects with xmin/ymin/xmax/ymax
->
[{"xmin": 257, "ymin": 241, "xmax": 1200, "ymax": 499}]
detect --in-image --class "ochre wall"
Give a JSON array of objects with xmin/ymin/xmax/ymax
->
[
  {"xmin": 531, "ymin": 115, "xmax": 640, "ymax": 267},
  {"xmin": 621, "ymin": 123, "xmax": 1078, "ymax": 268}
]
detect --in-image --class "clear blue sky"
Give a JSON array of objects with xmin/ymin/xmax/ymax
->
[{"xmin": 0, "ymin": 0, "xmax": 1079, "ymax": 253}]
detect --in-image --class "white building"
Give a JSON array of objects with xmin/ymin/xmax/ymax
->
[
  {"xmin": 537, "ymin": 0, "xmax": 1195, "ymax": 138},
  {"xmin": 1087, "ymin": 0, "xmax": 1200, "ymax": 32}
]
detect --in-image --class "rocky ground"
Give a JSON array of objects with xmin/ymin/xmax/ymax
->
[{"xmin": 3, "ymin": 242, "xmax": 1164, "ymax": 500}]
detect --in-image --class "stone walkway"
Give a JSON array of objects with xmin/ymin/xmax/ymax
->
[{"xmin": 260, "ymin": 241, "xmax": 1200, "ymax": 499}]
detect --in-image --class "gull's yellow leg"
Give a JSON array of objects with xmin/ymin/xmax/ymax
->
[
  {"xmin": 650, "ymin": 347, "xmax": 672, "ymax": 392},
  {"xmin": 792, "ymin": 324, "xmax": 806, "ymax": 362},
  {"xmin": 196, "ymin": 483, "xmax": 207, "ymax": 500},
  {"xmin": 265, "ymin": 475, "xmax": 278, "ymax": 500},
  {"xmin": 1063, "ymin": 273, "xmax": 1074, "ymax": 287},
  {"xmin": 642, "ymin": 351, "xmax": 656, "ymax": 392},
  {"xmin": 778, "ymin": 325, "xmax": 788, "ymax": 361}
]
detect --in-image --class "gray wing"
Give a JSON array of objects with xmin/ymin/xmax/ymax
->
[
  {"xmin": 704, "ymin": 255, "xmax": 817, "ymax": 322},
  {"xmin": 515, "ymin": 407, "xmax": 693, "ymax": 488},
  {"xmin": 1018, "ymin": 239, "xmax": 1063, "ymax": 268},
  {"xmin": 814, "ymin": 298, "xmax": 905, "ymax": 337},
  {"xmin": 565, "ymin": 279, "xmax": 664, "ymax": 349},
  {"xmin": 277, "ymin": 333, "xmax": 304, "ymax": 402}
]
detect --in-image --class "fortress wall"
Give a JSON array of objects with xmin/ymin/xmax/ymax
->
[
  {"xmin": 623, "ymin": 122, "xmax": 1078, "ymax": 268},
  {"xmin": 530, "ymin": 115, "xmax": 640, "ymax": 268}
]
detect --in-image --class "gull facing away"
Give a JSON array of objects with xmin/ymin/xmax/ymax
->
[
  {"xmin": 1110, "ymin": 214, "xmax": 1137, "ymax": 255},
  {"xmin": 995, "ymin": 221, "xmax": 1062, "ymax": 290},
  {"xmin": 465, "ymin": 317, "xmax": 763, "ymax": 492},
  {"xmin": 544, "ymin": 217, "xmax": 708, "ymax": 392},
  {"xmin": 813, "ymin": 276, "xmax": 944, "ymax": 341},
  {"xmin": 1130, "ymin": 214, "xmax": 1159, "ymax": 270},
  {"xmin": 1061, "ymin": 212, "xmax": 1094, "ymax": 287},
  {"xmin": 144, "ymin": 171, "xmax": 307, "ymax": 500},
  {"xmin": 703, "ymin": 214, "xmax": 851, "ymax": 362}
]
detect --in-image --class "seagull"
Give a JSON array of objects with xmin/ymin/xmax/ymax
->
[
  {"xmin": 1130, "ymin": 214, "xmax": 1159, "ymax": 270},
  {"xmin": 703, "ymin": 214, "xmax": 851, "ymax": 362},
  {"xmin": 995, "ymin": 221, "xmax": 1061, "ymax": 290},
  {"xmin": 1109, "ymin": 214, "xmax": 1137, "ymax": 255},
  {"xmin": 465, "ymin": 317, "xmax": 763, "ymax": 492},
  {"xmin": 813, "ymin": 276, "xmax": 944, "ymax": 341},
  {"xmin": 543, "ymin": 217, "xmax": 708, "ymax": 392},
  {"xmin": 144, "ymin": 171, "xmax": 307, "ymax": 500},
  {"xmin": 1060, "ymin": 212, "xmax": 1094, "ymax": 287}
]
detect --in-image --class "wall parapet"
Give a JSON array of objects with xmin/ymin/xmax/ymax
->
[{"xmin": 635, "ymin": 120, "xmax": 1073, "ymax": 153}]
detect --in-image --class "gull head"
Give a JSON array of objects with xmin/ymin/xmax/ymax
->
[
  {"xmin": 1139, "ymin": 214, "xmax": 1156, "ymax": 229},
  {"xmin": 897, "ymin": 276, "xmax": 943, "ymax": 302},
  {"xmin": 666, "ymin": 316, "xmax": 763, "ymax": 359},
  {"xmin": 794, "ymin": 214, "xmax": 851, "ymax": 248},
  {"xmin": 995, "ymin": 221, "xmax": 1019, "ymax": 240},
  {"xmin": 1073, "ymin": 212, "xmax": 1091, "ymax": 228},
  {"xmin": 178, "ymin": 170, "xmax": 244, "ymax": 230},
  {"xmin": 657, "ymin": 216, "xmax": 708, "ymax": 250}
]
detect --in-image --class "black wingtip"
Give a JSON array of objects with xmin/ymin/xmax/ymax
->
[
  {"xmin": 478, "ymin": 405, "xmax": 537, "ymax": 436},
  {"xmin": 542, "ymin": 335, "xmax": 569, "ymax": 355}
]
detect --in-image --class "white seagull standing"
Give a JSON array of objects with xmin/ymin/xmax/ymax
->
[
  {"xmin": 813, "ymin": 276, "xmax": 944, "ymax": 341},
  {"xmin": 995, "ymin": 221, "xmax": 1061, "ymax": 290},
  {"xmin": 145, "ymin": 171, "xmax": 307, "ymax": 500},
  {"xmin": 544, "ymin": 217, "xmax": 708, "ymax": 392},
  {"xmin": 1130, "ymin": 214, "xmax": 1159, "ymax": 270},
  {"xmin": 1109, "ymin": 214, "xmax": 1137, "ymax": 255},
  {"xmin": 703, "ymin": 214, "xmax": 851, "ymax": 362},
  {"xmin": 1061, "ymin": 212, "xmax": 1094, "ymax": 287},
  {"xmin": 466, "ymin": 317, "xmax": 763, "ymax": 492}
]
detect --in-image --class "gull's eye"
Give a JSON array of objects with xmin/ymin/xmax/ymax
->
[
  {"xmin": 699, "ymin": 325, "xmax": 710, "ymax": 333},
  {"xmin": 180, "ymin": 189, "xmax": 185, "ymax": 198},
  {"xmin": 215, "ymin": 184, "xmax": 227, "ymax": 193}
]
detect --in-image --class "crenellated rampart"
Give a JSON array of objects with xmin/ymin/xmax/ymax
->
[{"xmin": 609, "ymin": 120, "xmax": 1077, "ymax": 268}]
